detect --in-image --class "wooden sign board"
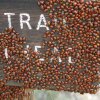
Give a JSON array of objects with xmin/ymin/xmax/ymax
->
[
  {"xmin": 0, "ymin": 0, "xmax": 49, "ymax": 44},
  {"xmin": 0, "ymin": 0, "xmax": 49, "ymax": 86},
  {"xmin": 0, "ymin": 0, "xmax": 99, "ymax": 95}
]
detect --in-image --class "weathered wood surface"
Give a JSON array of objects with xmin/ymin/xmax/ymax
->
[
  {"xmin": 0, "ymin": 0, "xmax": 48, "ymax": 44},
  {"xmin": 0, "ymin": 0, "xmax": 48, "ymax": 86}
]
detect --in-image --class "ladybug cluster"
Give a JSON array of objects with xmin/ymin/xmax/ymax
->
[
  {"xmin": 38, "ymin": 0, "xmax": 100, "ymax": 94},
  {"xmin": 0, "ymin": 0, "xmax": 100, "ymax": 99},
  {"xmin": 0, "ymin": 28, "xmax": 27, "ymax": 99}
]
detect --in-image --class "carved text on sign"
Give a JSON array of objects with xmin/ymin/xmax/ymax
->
[{"xmin": 4, "ymin": 13, "xmax": 49, "ymax": 30}]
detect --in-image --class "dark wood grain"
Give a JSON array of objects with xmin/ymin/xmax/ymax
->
[
  {"xmin": 0, "ymin": 0, "xmax": 49, "ymax": 86},
  {"xmin": 0, "ymin": 0, "xmax": 49, "ymax": 43}
]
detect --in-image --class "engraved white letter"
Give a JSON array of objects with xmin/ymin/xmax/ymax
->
[
  {"xmin": 37, "ymin": 14, "xmax": 49, "ymax": 30},
  {"xmin": 4, "ymin": 13, "xmax": 15, "ymax": 28},
  {"xmin": 4, "ymin": 48, "xmax": 8, "ymax": 59},
  {"xmin": 20, "ymin": 13, "xmax": 32, "ymax": 29}
]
